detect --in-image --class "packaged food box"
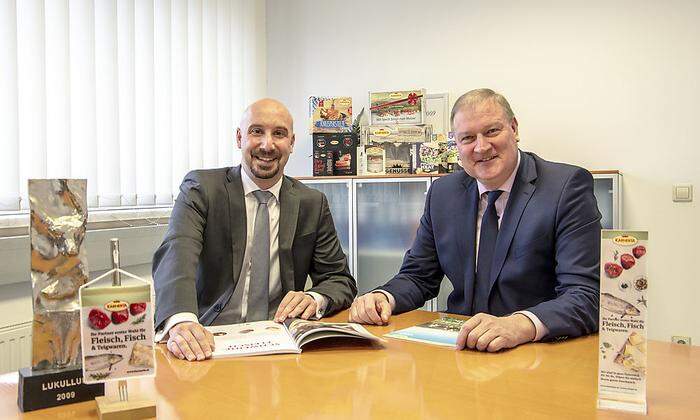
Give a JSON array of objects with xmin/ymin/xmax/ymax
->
[
  {"xmin": 312, "ymin": 133, "xmax": 358, "ymax": 176},
  {"xmin": 413, "ymin": 142, "xmax": 443, "ymax": 175},
  {"xmin": 313, "ymin": 150, "xmax": 334, "ymax": 176},
  {"xmin": 363, "ymin": 145, "xmax": 386, "ymax": 175},
  {"xmin": 440, "ymin": 140, "xmax": 460, "ymax": 173},
  {"xmin": 369, "ymin": 89, "xmax": 425, "ymax": 125},
  {"xmin": 309, "ymin": 96, "xmax": 352, "ymax": 133},
  {"xmin": 382, "ymin": 143, "xmax": 413, "ymax": 175},
  {"xmin": 366, "ymin": 124, "xmax": 431, "ymax": 144}
]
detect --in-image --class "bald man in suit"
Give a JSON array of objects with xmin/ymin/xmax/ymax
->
[{"xmin": 154, "ymin": 99, "xmax": 356, "ymax": 361}]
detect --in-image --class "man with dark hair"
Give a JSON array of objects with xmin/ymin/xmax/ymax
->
[{"xmin": 350, "ymin": 88, "xmax": 600, "ymax": 352}]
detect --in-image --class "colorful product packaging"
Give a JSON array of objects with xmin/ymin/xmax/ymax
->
[
  {"xmin": 440, "ymin": 140, "xmax": 460, "ymax": 173},
  {"xmin": 413, "ymin": 142, "xmax": 443, "ymax": 175},
  {"xmin": 363, "ymin": 145, "xmax": 386, "ymax": 175},
  {"xmin": 366, "ymin": 125, "xmax": 431, "ymax": 144},
  {"xmin": 309, "ymin": 96, "xmax": 352, "ymax": 133},
  {"xmin": 369, "ymin": 89, "xmax": 426, "ymax": 125},
  {"xmin": 313, "ymin": 150, "xmax": 334, "ymax": 176},
  {"xmin": 382, "ymin": 143, "xmax": 413, "ymax": 175},
  {"xmin": 312, "ymin": 133, "xmax": 358, "ymax": 176}
]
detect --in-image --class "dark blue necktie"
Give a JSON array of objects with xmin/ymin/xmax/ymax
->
[{"xmin": 473, "ymin": 190, "xmax": 503, "ymax": 315}]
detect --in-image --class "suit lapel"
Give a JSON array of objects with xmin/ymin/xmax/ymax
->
[
  {"xmin": 488, "ymin": 152, "xmax": 537, "ymax": 296},
  {"xmin": 278, "ymin": 177, "xmax": 299, "ymax": 293},
  {"xmin": 225, "ymin": 167, "xmax": 247, "ymax": 291},
  {"xmin": 459, "ymin": 176, "xmax": 479, "ymax": 314}
]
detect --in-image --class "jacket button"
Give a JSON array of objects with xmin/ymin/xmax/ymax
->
[{"xmin": 214, "ymin": 304, "xmax": 222, "ymax": 312}]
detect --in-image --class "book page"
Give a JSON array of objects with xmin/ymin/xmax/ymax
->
[
  {"xmin": 384, "ymin": 317, "xmax": 465, "ymax": 347},
  {"xmin": 284, "ymin": 319, "xmax": 382, "ymax": 348},
  {"xmin": 206, "ymin": 321, "xmax": 300, "ymax": 358}
]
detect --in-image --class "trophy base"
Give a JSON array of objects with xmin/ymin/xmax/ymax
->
[
  {"xmin": 17, "ymin": 366, "xmax": 105, "ymax": 412},
  {"xmin": 95, "ymin": 395, "xmax": 157, "ymax": 420}
]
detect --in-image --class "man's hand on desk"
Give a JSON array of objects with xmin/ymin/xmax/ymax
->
[
  {"xmin": 274, "ymin": 291, "xmax": 318, "ymax": 322},
  {"xmin": 167, "ymin": 321, "xmax": 215, "ymax": 361},
  {"xmin": 456, "ymin": 313, "xmax": 536, "ymax": 352},
  {"xmin": 348, "ymin": 292, "xmax": 392, "ymax": 325}
]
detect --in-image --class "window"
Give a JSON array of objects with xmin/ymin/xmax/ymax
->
[{"xmin": 0, "ymin": 0, "xmax": 266, "ymax": 212}]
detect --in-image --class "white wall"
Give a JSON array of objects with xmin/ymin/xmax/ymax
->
[
  {"xmin": 242, "ymin": 0, "xmax": 268, "ymax": 112},
  {"xmin": 266, "ymin": 0, "xmax": 700, "ymax": 342}
]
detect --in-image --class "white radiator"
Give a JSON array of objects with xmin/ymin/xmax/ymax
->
[{"xmin": 0, "ymin": 321, "xmax": 32, "ymax": 374}]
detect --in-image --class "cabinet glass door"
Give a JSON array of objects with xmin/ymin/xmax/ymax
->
[
  {"xmin": 353, "ymin": 178, "xmax": 430, "ymax": 295},
  {"xmin": 299, "ymin": 179, "xmax": 352, "ymax": 272},
  {"xmin": 593, "ymin": 174, "xmax": 622, "ymax": 229}
]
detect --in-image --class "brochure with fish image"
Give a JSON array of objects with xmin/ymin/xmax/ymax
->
[
  {"xmin": 597, "ymin": 230, "xmax": 648, "ymax": 414},
  {"xmin": 206, "ymin": 319, "xmax": 384, "ymax": 358},
  {"xmin": 384, "ymin": 317, "xmax": 466, "ymax": 347},
  {"xmin": 79, "ymin": 270, "xmax": 155, "ymax": 384}
]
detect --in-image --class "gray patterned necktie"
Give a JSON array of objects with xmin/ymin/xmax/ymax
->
[{"xmin": 247, "ymin": 190, "xmax": 273, "ymax": 321}]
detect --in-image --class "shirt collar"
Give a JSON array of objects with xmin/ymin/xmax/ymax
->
[
  {"xmin": 240, "ymin": 167, "xmax": 283, "ymax": 202},
  {"xmin": 477, "ymin": 150, "xmax": 521, "ymax": 196}
]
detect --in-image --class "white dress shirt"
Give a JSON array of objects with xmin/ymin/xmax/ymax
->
[
  {"xmin": 156, "ymin": 170, "xmax": 328, "ymax": 342},
  {"xmin": 378, "ymin": 151, "xmax": 549, "ymax": 341}
]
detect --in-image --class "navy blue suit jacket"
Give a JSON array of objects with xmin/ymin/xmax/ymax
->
[{"xmin": 379, "ymin": 151, "xmax": 601, "ymax": 341}]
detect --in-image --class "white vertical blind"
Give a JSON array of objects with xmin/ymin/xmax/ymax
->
[
  {"xmin": 201, "ymin": 0, "xmax": 218, "ymax": 169},
  {"xmin": 187, "ymin": 0, "xmax": 203, "ymax": 171},
  {"xmin": 134, "ymin": 0, "xmax": 156, "ymax": 206},
  {"xmin": 44, "ymin": 0, "xmax": 71, "ymax": 179},
  {"xmin": 0, "ymin": 0, "xmax": 20, "ymax": 210},
  {"xmin": 0, "ymin": 0, "xmax": 260, "ymax": 211},
  {"xmin": 171, "ymin": 0, "xmax": 189, "ymax": 196},
  {"xmin": 16, "ymin": 0, "xmax": 47, "ymax": 209},
  {"xmin": 117, "ymin": 0, "xmax": 136, "ymax": 206},
  {"xmin": 217, "ymin": 0, "xmax": 232, "ymax": 167},
  {"xmin": 95, "ymin": 0, "xmax": 121, "ymax": 207},
  {"xmin": 230, "ymin": 0, "xmax": 243, "ymax": 166},
  {"xmin": 69, "ymin": 0, "xmax": 98, "ymax": 207},
  {"xmin": 154, "ymin": 0, "xmax": 173, "ymax": 205}
]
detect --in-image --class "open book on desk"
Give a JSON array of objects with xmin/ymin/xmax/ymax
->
[
  {"xmin": 206, "ymin": 318, "xmax": 384, "ymax": 358},
  {"xmin": 384, "ymin": 316, "xmax": 466, "ymax": 347}
]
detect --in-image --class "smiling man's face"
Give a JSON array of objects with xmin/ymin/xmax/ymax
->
[
  {"xmin": 236, "ymin": 99, "xmax": 295, "ymax": 188},
  {"xmin": 452, "ymin": 100, "xmax": 519, "ymax": 190}
]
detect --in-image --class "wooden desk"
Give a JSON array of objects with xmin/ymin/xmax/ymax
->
[{"xmin": 1, "ymin": 310, "xmax": 698, "ymax": 419}]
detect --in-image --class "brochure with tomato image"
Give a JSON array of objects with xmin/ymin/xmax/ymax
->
[
  {"xmin": 79, "ymin": 270, "xmax": 155, "ymax": 384},
  {"xmin": 597, "ymin": 230, "xmax": 648, "ymax": 414}
]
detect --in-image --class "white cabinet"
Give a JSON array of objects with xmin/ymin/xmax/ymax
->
[
  {"xmin": 298, "ymin": 179, "xmax": 353, "ymax": 274},
  {"xmin": 352, "ymin": 178, "xmax": 431, "ymax": 295}
]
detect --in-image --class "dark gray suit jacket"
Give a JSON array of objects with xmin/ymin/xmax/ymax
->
[{"xmin": 152, "ymin": 165, "xmax": 357, "ymax": 330}]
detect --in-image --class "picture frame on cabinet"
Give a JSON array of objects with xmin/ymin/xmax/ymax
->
[{"xmin": 425, "ymin": 93, "xmax": 450, "ymax": 139}]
